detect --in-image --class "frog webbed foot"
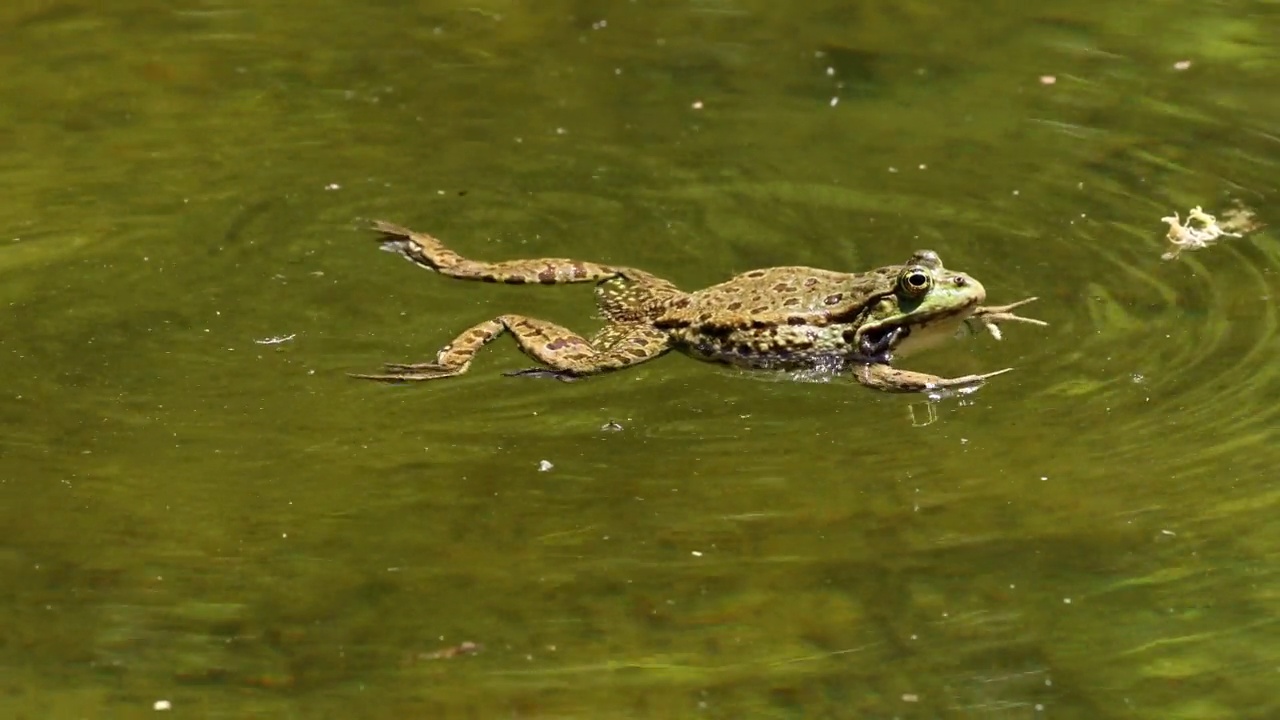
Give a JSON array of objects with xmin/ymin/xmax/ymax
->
[
  {"xmin": 969, "ymin": 297, "xmax": 1048, "ymax": 341},
  {"xmin": 348, "ymin": 362, "xmax": 466, "ymax": 382},
  {"xmin": 504, "ymin": 367, "xmax": 582, "ymax": 382}
]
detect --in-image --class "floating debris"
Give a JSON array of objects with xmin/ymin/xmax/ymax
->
[
  {"xmin": 1160, "ymin": 204, "xmax": 1262, "ymax": 260},
  {"xmin": 538, "ymin": 460, "xmax": 554, "ymax": 472},
  {"xmin": 254, "ymin": 333, "xmax": 297, "ymax": 345}
]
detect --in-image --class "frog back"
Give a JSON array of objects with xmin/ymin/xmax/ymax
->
[{"xmin": 657, "ymin": 266, "xmax": 895, "ymax": 328}]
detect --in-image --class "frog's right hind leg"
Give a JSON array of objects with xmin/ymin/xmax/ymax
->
[
  {"xmin": 372, "ymin": 221, "xmax": 621, "ymax": 285},
  {"xmin": 350, "ymin": 314, "xmax": 671, "ymax": 382}
]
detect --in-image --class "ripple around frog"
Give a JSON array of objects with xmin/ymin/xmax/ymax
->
[
  {"xmin": 642, "ymin": 179, "xmax": 1279, "ymax": 429},
  {"xmin": 1041, "ymin": 220, "xmax": 1280, "ymax": 445}
]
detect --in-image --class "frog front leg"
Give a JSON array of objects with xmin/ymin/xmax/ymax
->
[
  {"xmin": 854, "ymin": 363, "xmax": 1013, "ymax": 393},
  {"xmin": 351, "ymin": 315, "xmax": 672, "ymax": 382},
  {"xmin": 968, "ymin": 297, "xmax": 1047, "ymax": 340}
]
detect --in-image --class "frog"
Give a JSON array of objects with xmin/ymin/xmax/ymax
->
[{"xmin": 351, "ymin": 220, "xmax": 1046, "ymax": 393}]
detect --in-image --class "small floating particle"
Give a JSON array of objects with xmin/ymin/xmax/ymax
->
[
  {"xmin": 154, "ymin": 700, "xmax": 172, "ymax": 711},
  {"xmin": 419, "ymin": 641, "xmax": 482, "ymax": 660},
  {"xmin": 600, "ymin": 421, "xmax": 624, "ymax": 432},
  {"xmin": 691, "ymin": 100, "xmax": 703, "ymax": 110},
  {"xmin": 254, "ymin": 333, "xmax": 297, "ymax": 345},
  {"xmin": 538, "ymin": 460, "xmax": 554, "ymax": 472},
  {"xmin": 1039, "ymin": 75, "xmax": 1056, "ymax": 85},
  {"xmin": 1173, "ymin": 60, "xmax": 1192, "ymax": 71}
]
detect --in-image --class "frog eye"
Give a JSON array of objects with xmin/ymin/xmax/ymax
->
[{"xmin": 899, "ymin": 266, "xmax": 933, "ymax": 297}]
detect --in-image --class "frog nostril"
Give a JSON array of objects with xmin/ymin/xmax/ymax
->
[{"xmin": 954, "ymin": 276, "xmax": 967, "ymax": 286}]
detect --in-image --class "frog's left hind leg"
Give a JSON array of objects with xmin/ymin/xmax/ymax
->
[
  {"xmin": 372, "ymin": 221, "xmax": 622, "ymax": 285},
  {"xmin": 351, "ymin": 315, "xmax": 672, "ymax": 382}
]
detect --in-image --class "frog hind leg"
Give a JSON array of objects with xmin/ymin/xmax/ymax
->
[
  {"xmin": 351, "ymin": 315, "xmax": 672, "ymax": 383},
  {"xmin": 854, "ymin": 363, "xmax": 1013, "ymax": 393},
  {"xmin": 373, "ymin": 221, "xmax": 621, "ymax": 285},
  {"xmin": 593, "ymin": 272, "xmax": 686, "ymax": 323},
  {"xmin": 504, "ymin": 322, "xmax": 673, "ymax": 381}
]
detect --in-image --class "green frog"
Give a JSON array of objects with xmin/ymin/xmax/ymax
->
[{"xmin": 352, "ymin": 221, "xmax": 1046, "ymax": 393}]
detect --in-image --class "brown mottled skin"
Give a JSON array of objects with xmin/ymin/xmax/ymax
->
[{"xmin": 352, "ymin": 221, "xmax": 1046, "ymax": 393}]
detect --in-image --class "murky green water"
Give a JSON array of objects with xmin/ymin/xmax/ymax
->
[{"xmin": 2, "ymin": 1, "xmax": 1278, "ymax": 717}]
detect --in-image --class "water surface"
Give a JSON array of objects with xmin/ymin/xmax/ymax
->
[{"xmin": 2, "ymin": 1, "xmax": 1278, "ymax": 717}]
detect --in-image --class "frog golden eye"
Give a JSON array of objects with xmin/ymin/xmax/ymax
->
[{"xmin": 899, "ymin": 267, "xmax": 932, "ymax": 297}]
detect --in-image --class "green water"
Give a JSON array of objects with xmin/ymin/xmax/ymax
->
[{"xmin": 2, "ymin": 0, "xmax": 1278, "ymax": 717}]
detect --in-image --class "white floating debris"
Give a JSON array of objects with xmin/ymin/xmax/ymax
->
[
  {"xmin": 538, "ymin": 460, "xmax": 554, "ymax": 472},
  {"xmin": 154, "ymin": 700, "xmax": 172, "ymax": 711},
  {"xmin": 1160, "ymin": 204, "xmax": 1261, "ymax": 260},
  {"xmin": 254, "ymin": 333, "xmax": 297, "ymax": 345}
]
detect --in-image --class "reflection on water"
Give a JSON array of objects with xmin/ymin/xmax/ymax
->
[{"xmin": 1, "ymin": 0, "xmax": 1278, "ymax": 717}]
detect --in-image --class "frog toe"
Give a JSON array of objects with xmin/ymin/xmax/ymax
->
[{"xmin": 383, "ymin": 362, "xmax": 451, "ymax": 372}]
